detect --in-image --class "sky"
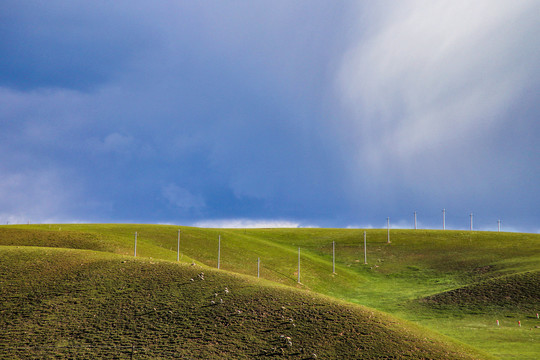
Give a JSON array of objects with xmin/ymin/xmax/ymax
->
[{"xmin": 1, "ymin": 0, "xmax": 539, "ymax": 232}]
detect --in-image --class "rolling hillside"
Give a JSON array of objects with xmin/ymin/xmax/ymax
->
[
  {"xmin": 1, "ymin": 224, "xmax": 539, "ymax": 358},
  {"xmin": 0, "ymin": 246, "xmax": 484, "ymax": 359}
]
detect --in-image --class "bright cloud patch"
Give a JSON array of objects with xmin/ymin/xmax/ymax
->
[
  {"xmin": 192, "ymin": 219, "xmax": 304, "ymax": 229},
  {"xmin": 0, "ymin": 170, "xmax": 79, "ymax": 223},
  {"xmin": 338, "ymin": 0, "xmax": 540, "ymax": 164}
]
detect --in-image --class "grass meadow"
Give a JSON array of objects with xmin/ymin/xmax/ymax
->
[{"xmin": 1, "ymin": 224, "xmax": 538, "ymax": 358}]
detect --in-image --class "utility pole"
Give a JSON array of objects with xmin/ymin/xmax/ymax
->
[
  {"xmin": 177, "ymin": 229, "xmax": 181, "ymax": 262},
  {"xmin": 387, "ymin": 217, "xmax": 390, "ymax": 243},
  {"xmin": 134, "ymin": 232, "xmax": 138, "ymax": 257},
  {"xmin": 442, "ymin": 209, "xmax": 446, "ymax": 230},
  {"xmin": 414, "ymin": 211, "xmax": 417, "ymax": 230},
  {"xmin": 297, "ymin": 247, "xmax": 301, "ymax": 283},
  {"xmin": 332, "ymin": 241, "xmax": 336, "ymax": 274},
  {"xmin": 217, "ymin": 235, "xmax": 221, "ymax": 269},
  {"xmin": 470, "ymin": 213, "xmax": 473, "ymax": 231},
  {"xmin": 363, "ymin": 231, "xmax": 367, "ymax": 264}
]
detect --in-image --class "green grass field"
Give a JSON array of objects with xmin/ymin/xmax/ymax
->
[{"xmin": 1, "ymin": 224, "xmax": 538, "ymax": 359}]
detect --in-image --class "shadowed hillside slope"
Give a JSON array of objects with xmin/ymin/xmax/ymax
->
[{"xmin": 420, "ymin": 271, "xmax": 540, "ymax": 310}]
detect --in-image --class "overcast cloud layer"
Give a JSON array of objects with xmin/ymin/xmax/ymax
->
[{"xmin": 1, "ymin": 1, "xmax": 539, "ymax": 231}]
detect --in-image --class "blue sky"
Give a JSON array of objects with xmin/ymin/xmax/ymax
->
[{"xmin": 1, "ymin": 1, "xmax": 539, "ymax": 232}]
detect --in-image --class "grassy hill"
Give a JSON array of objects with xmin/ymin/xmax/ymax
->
[
  {"xmin": 0, "ymin": 246, "xmax": 484, "ymax": 359},
  {"xmin": 1, "ymin": 224, "xmax": 539, "ymax": 358},
  {"xmin": 420, "ymin": 271, "xmax": 539, "ymax": 311}
]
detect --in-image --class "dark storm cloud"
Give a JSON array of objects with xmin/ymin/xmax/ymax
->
[
  {"xmin": 0, "ymin": 1, "xmax": 539, "ymax": 232},
  {"xmin": 0, "ymin": 0, "xmax": 154, "ymax": 91}
]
